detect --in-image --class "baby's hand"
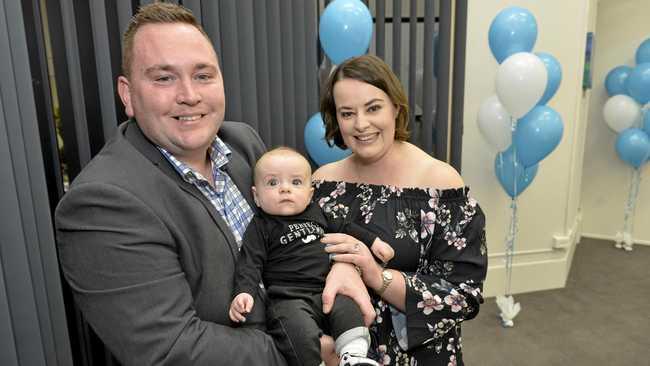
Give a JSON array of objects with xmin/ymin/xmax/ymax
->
[
  {"xmin": 370, "ymin": 238, "xmax": 394, "ymax": 264},
  {"xmin": 229, "ymin": 293, "xmax": 254, "ymax": 323}
]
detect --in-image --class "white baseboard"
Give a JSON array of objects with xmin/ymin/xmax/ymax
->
[
  {"xmin": 482, "ymin": 256, "xmax": 570, "ymax": 298},
  {"xmin": 580, "ymin": 232, "xmax": 650, "ymax": 246},
  {"xmin": 482, "ymin": 213, "xmax": 582, "ymax": 298}
]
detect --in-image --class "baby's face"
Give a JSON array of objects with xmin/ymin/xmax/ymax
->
[{"xmin": 252, "ymin": 153, "xmax": 314, "ymax": 216}]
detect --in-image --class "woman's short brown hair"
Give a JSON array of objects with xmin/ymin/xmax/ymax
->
[
  {"xmin": 121, "ymin": 2, "xmax": 209, "ymax": 78},
  {"xmin": 320, "ymin": 55, "xmax": 410, "ymax": 149}
]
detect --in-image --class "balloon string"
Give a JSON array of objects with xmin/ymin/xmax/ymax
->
[
  {"xmin": 511, "ymin": 116, "xmax": 517, "ymax": 198},
  {"xmin": 505, "ymin": 197, "xmax": 518, "ymax": 296},
  {"xmin": 504, "ymin": 116, "xmax": 517, "ymax": 296},
  {"xmin": 623, "ymin": 168, "xmax": 642, "ymax": 237}
]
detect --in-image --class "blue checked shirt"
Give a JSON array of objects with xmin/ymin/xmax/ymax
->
[{"xmin": 158, "ymin": 138, "xmax": 254, "ymax": 247}]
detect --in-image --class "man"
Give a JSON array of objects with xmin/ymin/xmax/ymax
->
[{"xmin": 55, "ymin": 3, "xmax": 370, "ymax": 366}]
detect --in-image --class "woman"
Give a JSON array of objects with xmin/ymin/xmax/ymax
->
[{"xmin": 314, "ymin": 55, "xmax": 487, "ymax": 365}]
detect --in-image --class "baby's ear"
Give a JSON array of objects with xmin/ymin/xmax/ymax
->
[{"xmin": 251, "ymin": 186, "xmax": 260, "ymax": 207}]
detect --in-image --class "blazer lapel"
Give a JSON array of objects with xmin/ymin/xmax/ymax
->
[{"xmin": 122, "ymin": 120, "xmax": 240, "ymax": 257}]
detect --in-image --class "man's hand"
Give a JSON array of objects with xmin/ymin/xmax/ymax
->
[
  {"xmin": 322, "ymin": 262, "xmax": 375, "ymax": 326},
  {"xmin": 229, "ymin": 293, "xmax": 254, "ymax": 323}
]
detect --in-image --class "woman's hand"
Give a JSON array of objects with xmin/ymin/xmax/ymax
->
[
  {"xmin": 322, "ymin": 261, "xmax": 375, "ymax": 326},
  {"xmin": 324, "ymin": 233, "xmax": 406, "ymax": 311},
  {"xmin": 323, "ymin": 233, "xmax": 384, "ymax": 291}
]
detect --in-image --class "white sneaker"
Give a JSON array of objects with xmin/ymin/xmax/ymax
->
[{"xmin": 339, "ymin": 353, "xmax": 380, "ymax": 366}]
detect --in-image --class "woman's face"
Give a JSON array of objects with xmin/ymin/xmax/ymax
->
[{"xmin": 332, "ymin": 78, "xmax": 399, "ymax": 164}]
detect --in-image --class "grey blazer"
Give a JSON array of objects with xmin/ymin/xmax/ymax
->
[{"xmin": 55, "ymin": 120, "xmax": 286, "ymax": 366}]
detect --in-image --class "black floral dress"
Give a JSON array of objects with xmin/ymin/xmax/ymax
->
[{"xmin": 313, "ymin": 181, "xmax": 488, "ymax": 366}]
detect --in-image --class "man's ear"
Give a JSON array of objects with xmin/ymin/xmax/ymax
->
[
  {"xmin": 251, "ymin": 186, "xmax": 260, "ymax": 207},
  {"xmin": 117, "ymin": 76, "xmax": 135, "ymax": 118}
]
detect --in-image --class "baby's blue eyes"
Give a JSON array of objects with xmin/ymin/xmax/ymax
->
[{"xmin": 264, "ymin": 179, "xmax": 303, "ymax": 186}]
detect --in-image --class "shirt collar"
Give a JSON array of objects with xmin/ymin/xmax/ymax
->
[
  {"xmin": 157, "ymin": 137, "xmax": 231, "ymax": 184},
  {"xmin": 208, "ymin": 136, "xmax": 231, "ymax": 170}
]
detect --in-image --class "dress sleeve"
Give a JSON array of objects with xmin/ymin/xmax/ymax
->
[
  {"xmin": 401, "ymin": 195, "xmax": 488, "ymax": 351},
  {"xmin": 234, "ymin": 218, "xmax": 268, "ymax": 297},
  {"xmin": 339, "ymin": 222, "xmax": 378, "ymax": 249},
  {"xmin": 324, "ymin": 216, "xmax": 377, "ymax": 249}
]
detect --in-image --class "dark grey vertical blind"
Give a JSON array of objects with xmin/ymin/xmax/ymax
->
[
  {"xmin": 50, "ymin": 0, "xmax": 320, "ymax": 175},
  {"xmin": 422, "ymin": 0, "xmax": 437, "ymax": 156},
  {"xmin": 45, "ymin": 0, "xmax": 458, "ymax": 187},
  {"xmin": 367, "ymin": 0, "xmax": 449, "ymax": 158},
  {"xmin": 0, "ymin": 0, "xmax": 72, "ymax": 365}
]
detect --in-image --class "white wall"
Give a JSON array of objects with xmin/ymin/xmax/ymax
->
[
  {"xmin": 581, "ymin": 0, "xmax": 650, "ymax": 245},
  {"xmin": 462, "ymin": 0, "xmax": 597, "ymax": 297}
]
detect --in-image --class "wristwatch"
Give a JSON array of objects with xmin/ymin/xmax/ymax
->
[{"xmin": 376, "ymin": 269, "xmax": 393, "ymax": 296}]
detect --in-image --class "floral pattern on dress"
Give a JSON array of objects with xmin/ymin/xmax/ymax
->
[
  {"xmin": 417, "ymin": 290, "xmax": 444, "ymax": 314},
  {"xmin": 396, "ymin": 209, "xmax": 420, "ymax": 243},
  {"xmin": 314, "ymin": 181, "xmax": 487, "ymax": 365}
]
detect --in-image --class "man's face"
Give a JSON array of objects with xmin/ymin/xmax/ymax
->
[{"xmin": 117, "ymin": 23, "xmax": 225, "ymax": 162}]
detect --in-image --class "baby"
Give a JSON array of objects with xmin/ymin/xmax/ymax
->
[{"xmin": 230, "ymin": 147, "xmax": 393, "ymax": 366}]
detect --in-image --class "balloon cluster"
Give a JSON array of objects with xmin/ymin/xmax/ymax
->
[
  {"xmin": 603, "ymin": 38, "xmax": 650, "ymax": 169},
  {"xmin": 479, "ymin": 7, "xmax": 564, "ymax": 198},
  {"xmin": 481, "ymin": 7, "xmax": 564, "ymax": 328},
  {"xmin": 304, "ymin": 0, "xmax": 373, "ymax": 166}
]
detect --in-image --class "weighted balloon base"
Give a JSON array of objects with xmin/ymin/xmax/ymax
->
[
  {"xmin": 614, "ymin": 231, "xmax": 634, "ymax": 251},
  {"xmin": 499, "ymin": 316, "xmax": 515, "ymax": 328},
  {"xmin": 495, "ymin": 295, "xmax": 521, "ymax": 328}
]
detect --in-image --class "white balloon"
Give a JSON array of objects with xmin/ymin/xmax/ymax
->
[
  {"xmin": 602, "ymin": 95, "xmax": 641, "ymax": 132},
  {"xmin": 496, "ymin": 52, "xmax": 548, "ymax": 118},
  {"xmin": 477, "ymin": 95, "xmax": 512, "ymax": 151}
]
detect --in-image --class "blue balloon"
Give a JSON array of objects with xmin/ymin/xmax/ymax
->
[
  {"xmin": 514, "ymin": 106, "xmax": 564, "ymax": 167},
  {"xmin": 636, "ymin": 38, "xmax": 650, "ymax": 64},
  {"xmin": 495, "ymin": 146, "xmax": 539, "ymax": 198},
  {"xmin": 488, "ymin": 7, "xmax": 538, "ymax": 63},
  {"xmin": 615, "ymin": 128, "xmax": 650, "ymax": 168},
  {"xmin": 319, "ymin": 0, "xmax": 372, "ymax": 64},
  {"xmin": 304, "ymin": 113, "xmax": 351, "ymax": 166},
  {"xmin": 626, "ymin": 63, "xmax": 650, "ymax": 105},
  {"xmin": 605, "ymin": 65, "xmax": 633, "ymax": 97},
  {"xmin": 535, "ymin": 52, "xmax": 562, "ymax": 105}
]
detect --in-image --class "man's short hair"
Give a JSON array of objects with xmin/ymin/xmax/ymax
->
[{"xmin": 121, "ymin": 2, "xmax": 209, "ymax": 77}]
